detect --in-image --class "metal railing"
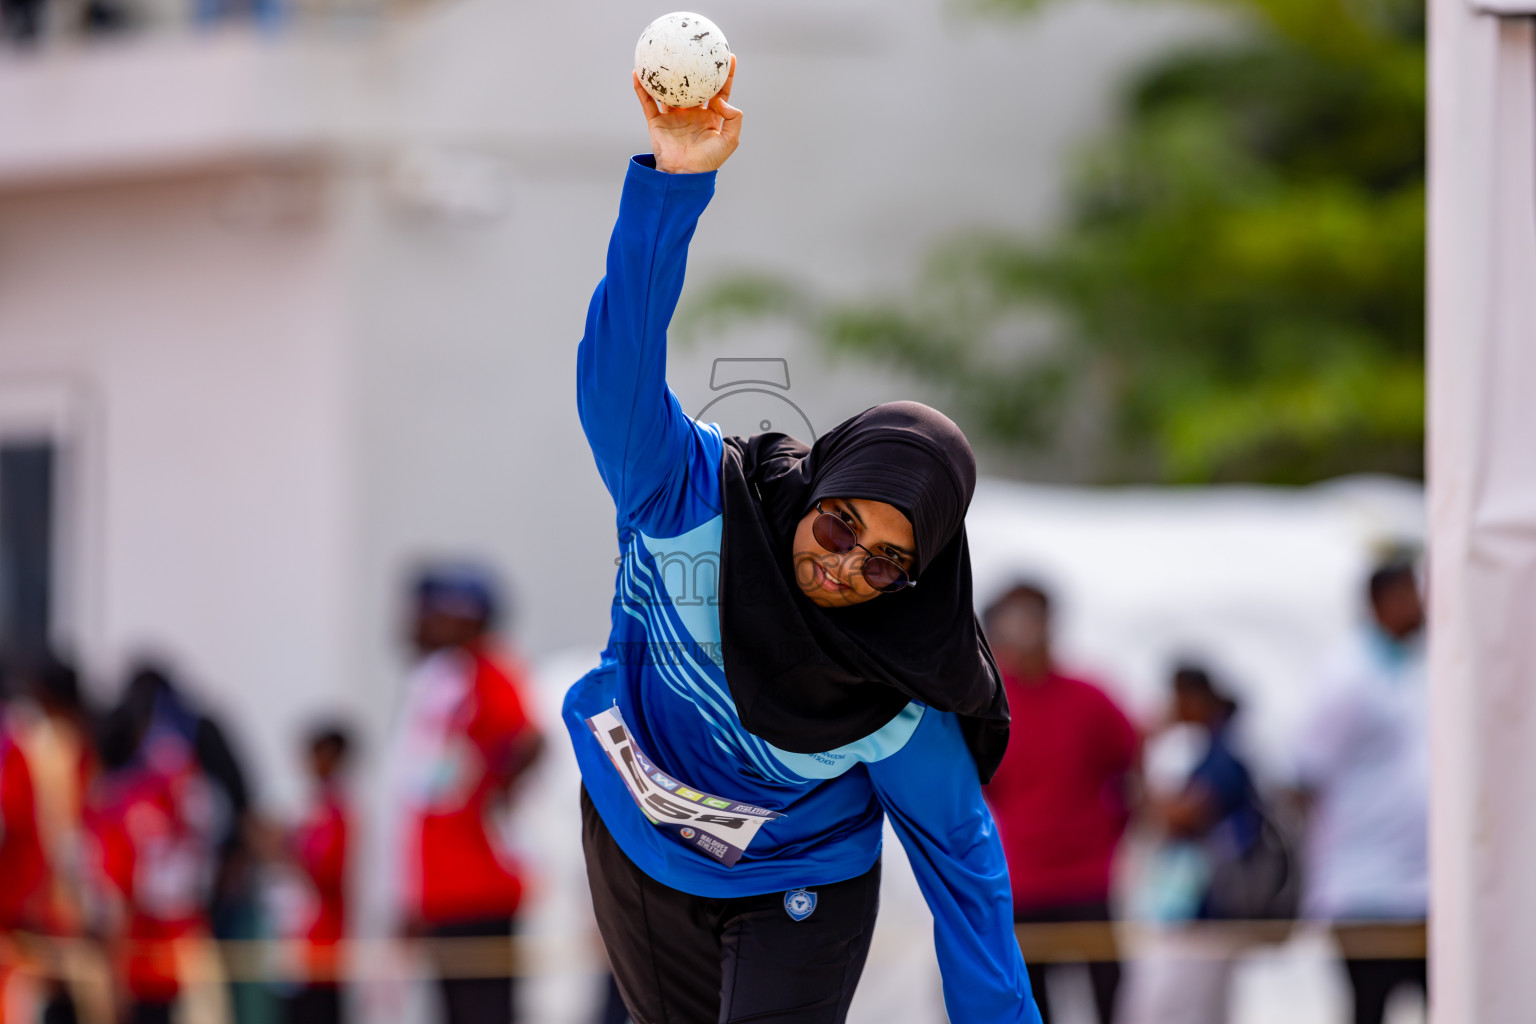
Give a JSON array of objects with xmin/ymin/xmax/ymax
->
[{"xmin": 0, "ymin": 920, "xmax": 1428, "ymax": 983}]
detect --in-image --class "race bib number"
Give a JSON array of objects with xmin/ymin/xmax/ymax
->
[{"xmin": 587, "ymin": 706, "xmax": 783, "ymax": 867}]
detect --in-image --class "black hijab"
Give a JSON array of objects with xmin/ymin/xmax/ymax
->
[{"xmin": 717, "ymin": 401, "xmax": 1010, "ymax": 783}]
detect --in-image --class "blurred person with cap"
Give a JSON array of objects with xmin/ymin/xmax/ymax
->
[
  {"xmin": 193, "ymin": 0, "xmax": 284, "ymax": 31},
  {"xmin": 388, "ymin": 564, "xmax": 544, "ymax": 1024},
  {"xmin": 1292, "ymin": 560, "xmax": 1427, "ymax": 1024},
  {"xmin": 981, "ymin": 583, "xmax": 1138, "ymax": 1024}
]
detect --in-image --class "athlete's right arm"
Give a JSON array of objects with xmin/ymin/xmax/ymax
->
[
  {"xmin": 577, "ymin": 158, "xmax": 723, "ymax": 531},
  {"xmin": 867, "ymin": 711, "xmax": 1043, "ymax": 1024}
]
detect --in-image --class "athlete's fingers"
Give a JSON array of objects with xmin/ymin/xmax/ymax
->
[
  {"xmin": 633, "ymin": 71, "xmax": 662, "ymax": 121},
  {"xmin": 716, "ymin": 54, "xmax": 736, "ymax": 105},
  {"xmin": 711, "ymin": 96, "xmax": 742, "ymax": 148}
]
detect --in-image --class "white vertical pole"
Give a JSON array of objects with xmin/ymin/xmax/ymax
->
[{"xmin": 1428, "ymin": 3, "xmax": 1536, "ymax": 1022}]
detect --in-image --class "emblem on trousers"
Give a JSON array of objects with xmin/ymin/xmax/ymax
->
[{"xmin": 784, "ymin": 888, "xmax": 818, "ymax": 922}]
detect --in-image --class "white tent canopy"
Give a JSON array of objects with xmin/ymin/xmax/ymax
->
[{"xmin": 966, "ymin": 476, "xmax": 1423, "ymax": 775}]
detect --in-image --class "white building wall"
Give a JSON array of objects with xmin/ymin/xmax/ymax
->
[{"xmin": 0, "ymin": 169, "xmax": 355, "ymax": 809}]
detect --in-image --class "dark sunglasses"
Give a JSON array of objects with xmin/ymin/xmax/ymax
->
[{"xmin": 810, "ymin": 502, "xmax": 916, "ymax": 593}]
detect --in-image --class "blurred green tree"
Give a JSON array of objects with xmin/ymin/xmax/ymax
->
[{"xmin": 688, "ymin": 0, "xmax": 1424, "ymax": 483}]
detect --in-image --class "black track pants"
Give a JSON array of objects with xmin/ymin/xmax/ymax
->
[
  {"xmin": 1343, "ymin": 955, "xmax": 1427, "ymax": 1024},
  {"xmin": 284, "ymin": 985, "xmax": 342, "ymax": 1024},
  {"xmin": 581, "ymin": 787, "xmax": 880, "ymax": 1024},
  {"xmin": 429, "ymin": 918, "xmax": 515, "ymax": 1024}
]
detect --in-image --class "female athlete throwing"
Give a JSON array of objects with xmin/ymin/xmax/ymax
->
[{"xmin": 564, "ymin": 58, "xmax": 1040, "ymax": 1024}]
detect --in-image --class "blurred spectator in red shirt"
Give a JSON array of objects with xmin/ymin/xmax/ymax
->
[
  {"xmin": 0, "ymin": 708, "xmax": 48, "ymax": 1018},
  {"xmin": 279, "ymin": 722, "xmax": 353, "ymax": 1024},
  {"xmin": 982, "ymin": 583, "xmax": 1140, "ymax": 1024},
  {"xmin": 101, "ymin": 664, "xmax": 263, "ymax": 1021},
  {"xmin": 10, "ymin": 658, "xmax": 98, "ymax": 930},
  {"xmin": 88, "ymin": 694, "xmax": 219, "ymax": 1024},
  {"xmin": 1, "ymin": 678, "xmax": 53, "ymax": 935},
  {"xmin": 7, "ymin": 655, "xmax": 105, "ymax": 1022},
  {"xmin": 1, "ymin": 663, "xmax": 53, "ymax": 1019},
  {"xmin": 388, "ymin": 566, "xmax": 544, "ymax": 1024}
]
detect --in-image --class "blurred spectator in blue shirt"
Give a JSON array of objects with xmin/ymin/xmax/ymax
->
[
  {"xmin": 1165, "ymin": 667, "xmax": 1261, "ymax": 889},
  {"xmin": 1131, "ymin": 665, "xmax": 1265, "ymax": 1024}
]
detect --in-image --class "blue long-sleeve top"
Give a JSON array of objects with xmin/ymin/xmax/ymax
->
[{"xmin": 564, "ymin": 155, "xmax": 1039, "ymax": 1024}]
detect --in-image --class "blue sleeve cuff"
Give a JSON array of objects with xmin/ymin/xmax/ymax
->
[{"xmin": 627, "ymin": 153, "xmax": 719, "ymax": 195}]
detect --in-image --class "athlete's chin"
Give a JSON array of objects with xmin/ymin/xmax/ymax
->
[
  {"xmin": 803, "ymin": 588, "xmax": 848, "ymax": 609},
  {"xmin": 797, "ymin": 574, "xmax": 876, "ymax": 608}
]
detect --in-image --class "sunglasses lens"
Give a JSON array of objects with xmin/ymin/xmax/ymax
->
[
  {"xmin": 811, "ymin": 509, "xmax": 912, "ymax": 593},
  {"xmin": 862, "ymin": 556, "xmax": 910, "ymax": 593},
  {"xmin": 812, "ymin": 512, "xmax": 858, "ymax": 554}
]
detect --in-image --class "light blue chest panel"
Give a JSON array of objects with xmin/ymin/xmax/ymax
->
[
  {"xmin": 765, "ymin": 702, "xmax": 925, "ymax": 779},
  {"xmin": 623, "ymin": 518, "xmax": 925, "ymax": 781}
]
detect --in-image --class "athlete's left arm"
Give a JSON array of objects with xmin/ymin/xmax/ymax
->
[{"xmin": 866, "ymin": 710, "xmax": 1043, "ymax": 1024}]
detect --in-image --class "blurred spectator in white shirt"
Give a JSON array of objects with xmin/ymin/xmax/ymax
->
[{"xmin": 1293, "ymin": 560, "xmax": 1427, "ymax": 1024}]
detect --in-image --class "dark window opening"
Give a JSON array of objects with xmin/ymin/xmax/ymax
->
[{"xmin": 0, "ymin": 443, "xmax": 55, "ymax": 658}]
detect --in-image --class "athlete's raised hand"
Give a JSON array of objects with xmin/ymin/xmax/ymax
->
[{"xmin": 634, "ymin": 55, "xmax": 741, "ymax": 175}]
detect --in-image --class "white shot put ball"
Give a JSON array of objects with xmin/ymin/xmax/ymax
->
[{"xmin": 635, "ymin": 12, "xmax": 731, "ymax": 108}]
